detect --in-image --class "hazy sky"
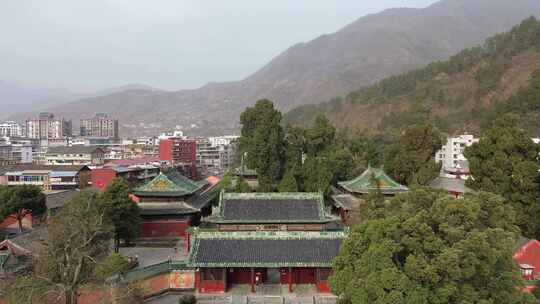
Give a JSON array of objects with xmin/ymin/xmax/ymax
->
[{"xmin": 0, "ymin": 0, "xmax": 437, "ymax": 92}]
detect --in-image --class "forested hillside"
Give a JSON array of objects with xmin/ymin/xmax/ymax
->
[{"xmin": 284, "ymin": 17, "xmax": 540, "ymax": 136}]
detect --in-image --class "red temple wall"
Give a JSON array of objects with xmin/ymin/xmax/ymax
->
[
  {"xmin": 199, "ymin": 280, "xmax": 226, "ymax": 293},
  {"xmin": 229, "ymin": 268, "xmax": 252, "ymax": 284},
  {"xmin": 295, "ymin": 268, "xmax": 316, "ymax": 284},
  {"xmin": 316, "ymin": 282, "xmax": 331, "ymax": 293},
  {"xmin": 141, "ymin": 220, "xmax": 190, "ymax": 237}
]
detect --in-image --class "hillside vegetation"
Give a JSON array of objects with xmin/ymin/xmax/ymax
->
[{"xmin": 284, "ymin": 17, "xmax": 540, "ymax": 136}]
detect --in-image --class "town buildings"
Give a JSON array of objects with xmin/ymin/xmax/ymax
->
[
  {"xmin": 0, "ymin": 164, "xmax": 91, "ymax": 190},
  {"xmin": 91, "ymin": 164, "xmax": 159, "ymax": 191},
  {"xmin": 0, "ymin": 121, "xmax": 22, "ymax": 137},
  {"xmin": 0, "ymin": 143, "xmax": 32, "ymax": 164},
  {"xmin": 80, "ymin": 113, "xmax": 119, "ymax": 138},
  {"xmin": 196, "ymin": 136, "xmax": 238, "ymax": 176},
  {"xmin": 435, "ymin": 134, "xmax": 478, "ymax": 177},
  {"xmin": 26, "ymin": 112, "xmax": 72, "ymax": 139},
  {"xmin": 44, "ymin": 146, "xmax": 105, "ymax": 166},
  {"xmin": 159, "ymin": 137, "xmax": 198, "ymax": 179}
]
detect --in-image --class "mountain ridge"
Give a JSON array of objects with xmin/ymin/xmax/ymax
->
[
  {"xmin": 283, "ymin": 17, "xmax": 540, "ymax": 137},
  {"xmin": 12, "ymin": 0, "xmax": 540, "ymax": 136}
]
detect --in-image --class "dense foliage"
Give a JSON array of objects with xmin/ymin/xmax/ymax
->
[
  {"xmin": 383, "ymin": 123, "xmax": 442, "ymax": 186},
  {"xmin": 238, "ymin": 100, "xmax": 356, "ymax": 193},
  {"xmin": 465, "ymin": 115, "xmax": 540, "ymax": 239},
  {"xmin": 99, "ymin": 178, "xmax": 141, "ymax": 251},
  {"xmin": 0, "ymin": 185, "xmax": 46, "ymax": 232},
  {"xmin": 95, "ymin": 253, "xmax": 133, "ymax": 281},
  {"xmin": 6, "ymin": 191, "xmax": 114, "ymax": 304},
  {"xmin": 239, "ymin": 99, "xmax": 286, "ymax": 191},
  {"xmin": 331, "ymin": 189, "xmax": 535, "ymax": 304}
]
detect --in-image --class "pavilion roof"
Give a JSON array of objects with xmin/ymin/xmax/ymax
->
[
  {"xmin": 204, "ymin": 192, "xmax": 337, "ymax": 224},
  {"xmin": 187, "ymin": 230, "xmax": 345, "ymax": 268},
  {"xmin": 132, "ymin": 171, "xmax": 207, "ymax": 197},
  {"xmin": 338, "ymin": 166, "xmax": 409, "ymax": 195}
]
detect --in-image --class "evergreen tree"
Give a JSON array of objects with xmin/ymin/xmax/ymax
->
[
  {"xmin": 465, "ymin": 114, "xmax": 540, "ymax": 238},
  {"xmin": 278, "ymin": 169, "xmax": 299, "ymax": 192},
  {"xmin": 305, "ymin": 115, "xmax": 336, "ymax": 157},
  {"xmin": 239, "ymin": 99, "xmax": 285, "ymax": 191},
  {"xmin": 99, "ymin": 178, "xmax": 141, "ymax": 252},
  {"xmin": 331, "ymin": 189, "xmax": 535, "ymax": 304},
  {"xmin": 0, "ymin": 185, "xmax": 46, "ymax": 232},
  {"xmin": 384, "ymin": 123, "xmax": 442, "ymax": 186}
]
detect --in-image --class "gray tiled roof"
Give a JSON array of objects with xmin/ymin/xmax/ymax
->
[
  {"xmin": 223, "ymin": 199, "xmax": 320, "ymax": 222},
  {"xmin": 191, "ymin": 237, "xmax": 342, "ymax": 267},
  {"xmin": 205, "ymin": 192, "xmax": 336, "ymax": 224},
  {"xmin": 429, "ymin": 177, "xmax": 472, "ymax": 194},
  {"xmin": 45, "ymin": 190, "xmax": 79, "ymax": 210},
  {"xmin": 46, "ymin": 146, "xmax": 103, "ymax": 155}
]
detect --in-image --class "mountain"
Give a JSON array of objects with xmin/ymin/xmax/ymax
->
[
  {"xmin": 0, "ymin": 81, "xmax": 83, "ymax": 120},
  {"xmin": 18, "ymin": 0, "xmax": 540, "ymax": 136},
  {"xmin": 92, "ymin": 84, "xmax": 163, "ymax": 97},
  {"xmin": 284, "ymin": 17, "xmax": 540, "ymax": 137}
]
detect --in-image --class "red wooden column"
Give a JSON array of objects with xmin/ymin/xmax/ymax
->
[
  {"xmin": 251, "ymin": 267, "xmax": 255, "ymax": 293},
  {"xmin": 288, "ymin": 267, "xmax": 293, "ymax": 292}
]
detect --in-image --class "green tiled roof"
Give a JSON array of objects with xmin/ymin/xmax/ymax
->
[
  {"xmin": 133, "ymin": 171, "xmax": 206, "ymax": 197},
  {"xmin": 204, "ymin": 192, "xmax": 338, "ymax": 224},
  {"xmin": 187, "ymin": 230, "xmax": 346, "ymax": 268},
  {"xmin": 338, "ymin": 166, "xmax": 409, "ymax": 195}
]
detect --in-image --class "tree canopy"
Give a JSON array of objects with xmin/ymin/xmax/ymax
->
[
  {"xmin": 7, "ymin": 191, "xmax": 113, "ymax": 304},
  {"xmin": 465, "ymin": 114, "xmax": 540, "ymax": 239},
  {"xmin": 239, "ymin": 99, "xmax": 285, "ymax": 191},
  {"xmin": 331, "ymin": 189, "xmax": 534, "ymax": 304},
  {"xmin": 384, "ymin": 123, "xmax": 442, "ymax": 186},
  {"xmin": 99, "ymin": 178, "xmax": 141, "ymax": 251},
  {"xmin": 0, "ymin": 185, "xmax": 46, "ymax": 232}
]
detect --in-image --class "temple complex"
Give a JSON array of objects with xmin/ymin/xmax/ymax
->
[
  {"xmin": 131, "ymin": 170, "xmax": 219, "ymax": 238},
  {"xmin": 187, "ymin": 192, "xmax": 345, "ymax": 293},
  {"xmin": 338, "ymin": 166, "xmax": 409, "ymax": 196},
  {"xmin": 332, "ymin": 166, "xmax": 408, "ymax": 224}
]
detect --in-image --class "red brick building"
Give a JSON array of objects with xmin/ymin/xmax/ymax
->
[
  {"xmin": 187, "ymin": 192, "xmax": 344, "ymax": 294},
  {"xmin": 91, "ymin": 165, "xmax": 159, "ymax": 191},
  {"xmin": 159, "ymin": 138, "xmax": 197, "ymax": 179}
]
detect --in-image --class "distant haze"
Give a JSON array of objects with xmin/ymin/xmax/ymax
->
[{"xmin": 0, "ymin": 0, "xmax": 436, "ymax": 92}]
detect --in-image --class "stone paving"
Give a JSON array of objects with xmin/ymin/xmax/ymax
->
[
  {"xmin": 119, "ymin": 239, "xmax": 186, "ymax": 268},
  {"xmin": 146, "ymin": 285, "xmax": 337, "ymax": 304}
]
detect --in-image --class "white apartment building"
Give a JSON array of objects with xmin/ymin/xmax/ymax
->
[
  {"xmin": 0, "ymin": 144, "xmax": 33, "ymax": 164},
  {"xmin": 435, "ymin": 135, "xmax": 479, "ymax": 172},
  {"xmin": 0, "ymin": 121, "xmax": 22, "ymax": 137},
  {"xmin": 26, "ymin": 113, "xmax": 72, "ymax": 139}
]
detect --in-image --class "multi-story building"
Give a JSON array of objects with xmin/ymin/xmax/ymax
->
[
  {"xmin": 0, "ymin": 164, "xmax": 91, "ymax": 190},
  {"xmin": 196, "ymin": 136, "xmax": 238, "ymax": 176},
  {"xmin": 80, "ymin": 113, "xmax": 119, "ymax": 138},
  {"xmin": 0, "ymin": 121, "xmax": 22, "ymax": 137},
  {"xmin": 26, "ymin": 112, "xmax": 72, "ymax": 139},
  {"xmin": 44, "ymin": 146, "xmax": 105, "ymax": 166},
  {"xmin": 159, "ymin": 137, "xmax": 198, "ymax": 179},
  {"xmin": 435, "ymin": 134, "xmax": 479, "ymax": 174},
  {"xmin": 0, "ymin": 144, "xmax": 33, "ymax": 164}
]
